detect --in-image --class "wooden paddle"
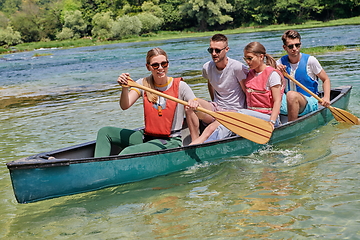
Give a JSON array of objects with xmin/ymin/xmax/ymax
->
[
  {"xmin": 283, "ymin": 72, "xmax": 360, "ymax": 125},
  {"xmin": 123, "ymin": 79, "xmax": 274, "ymax": 144}
]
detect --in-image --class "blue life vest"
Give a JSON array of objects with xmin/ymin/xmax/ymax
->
[{"xmin": 281, "ymin": 53, "xmax": 318, "ymax": 97}]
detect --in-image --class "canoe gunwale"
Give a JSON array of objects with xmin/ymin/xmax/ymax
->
[
  {"xmin": 275, "ymin": 85, "xmax": 350, "ymax": 130},
  {"xmin": 6, "ymin": 85, "xmax": 353, "ymax": 171},
  {"xmin": 6, "ymin": 134, "xmax": 244, "ymax": 170}
]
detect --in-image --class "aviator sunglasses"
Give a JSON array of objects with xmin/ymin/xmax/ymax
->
[
  {"xmin": 150, "ymin": 61, "xmax": 169, "ymax": 70},
  {"xmin": 287, "ymin": 43, "xmax": 301, "ymax": 49},
  {"xmin": 207, "ymin": 46, "xmax": 227, "ymax": 54}
]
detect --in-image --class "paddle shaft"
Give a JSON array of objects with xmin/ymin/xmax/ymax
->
[
  {"xmin": 283, "ymin": 72, "xmax": 324, "ymax": 103},
  {"xmin": 125, "ymin": 80, "xmax": 216, "ymax": 116},
  {"xmin": 124, "ymin": 79, "xmax": 274, "ymax": 144},
  {"xmin": 283, "ymin": 71, "xmax": 360, "ymax": 125}
]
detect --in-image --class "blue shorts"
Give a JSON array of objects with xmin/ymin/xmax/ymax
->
[{"xmin": 280, "ymin": 94, "xmax": 318, "ymax": 116}]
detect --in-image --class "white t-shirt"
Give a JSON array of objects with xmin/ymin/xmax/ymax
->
[
  {"xmin": 276, "ymin": 53, "xmax": 323, "ymax": 92},
  {"xmin": 202, "ymin": 57, "xmax": 248, "ymax": 111}
]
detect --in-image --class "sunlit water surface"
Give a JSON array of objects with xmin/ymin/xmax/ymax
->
[{"xmin": 1, "ymin": 25, "xmax": 360, "ymax": 239}]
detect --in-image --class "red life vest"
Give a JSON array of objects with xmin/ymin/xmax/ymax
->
[
  {"xmin": 143, "ymin": 77, "xmax": 181, "ymax": 137},
  {"xmin": 244, "ymin": 66, "xmax": 283, "ymax": 114}
]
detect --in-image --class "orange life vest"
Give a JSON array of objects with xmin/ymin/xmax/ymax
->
[
  {"xmin": 244, "ymin": 66, "xmax": 284, "ymax": 114},
  {"xmin": 143, "ymin": 77, "xmax": 181, "ymax": 137}
]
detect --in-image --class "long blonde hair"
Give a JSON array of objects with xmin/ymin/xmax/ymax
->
[
  {"xmin": 244, "ymin": 42, "xmax": 277, "ymax": 68},
  {"xmin": 143, "ymin": 47, "xmax": 168, "ymax": 103}
]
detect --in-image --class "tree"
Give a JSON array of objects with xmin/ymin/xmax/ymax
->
[
  {"xmin": 141, "ymin": 1, "xmax": 163, "ymax": 18},
  {"xmin": 63, "ymin": 0, "xmax": 81, "ymax": 12},
  {"xmin": 62, "ymin": 10, "xmax": 87, "ymax": 38},
  {"xmin": 0, "ymin": 11, "xmax": 9, "ymax": 28},
  {"xmin": 245, "ymin": 0, "xmax": 278, "ymax": 25},
  {"xmin": 0, "ymin": 0, "xmax": 22, "ymax": 16},
  {"xmin": 137, "ymin": 12, "xmax": 162, "ymax": 34},
  {"xmin": 0, "ymin": 26, "xmax": 22, "ymax": 47},
  {"xmin": 159, "ymin": 3, "xmax": 183, "ymax": 30},
  {"xmin": 40, "ymin": 1, "xmax": 62, "ymax": 40},
  {"xmin": 91, "ymin": 12, "xmax": 113, "ymax": 40},
  {"xmin": 275, "ymin": 0, "xmax": 323, "ymax": 24},
  {"xmin": 159, "ymin": 0, "xmax": 193, "ymax": 31},
  {"xmin": 316, "ymin": 0, "xmax": 360, "ymax": 20},
  {"xmin": 56, "ymin": 27, "xmax": 74, "ymax": 40},
  {"xmin": 11, "ymin": 0, "xmax": 43, "ymax": 42},
  {"xmin": 112, "ymin": 15, "xmax": 142, "ymax": 39},
  {"xmin": 179, "ymin": 0, "xmax": 233, "ymax": 31}
]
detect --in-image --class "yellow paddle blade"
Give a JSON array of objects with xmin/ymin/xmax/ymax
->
[
  {"xmin": 329, "ymin": 106, "xmax": 360, "ymax": 125},
  {"xmin": 282, "ymin": 72, "xmax": 360, "ymax": 125},
  {"xmin": 211, "ymin": 111, "xmax": 273, "ymax": 144}
]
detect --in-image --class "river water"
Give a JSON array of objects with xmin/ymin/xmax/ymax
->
[{"xmin": 1, "ymin": 25, "xmax": 360, "ymax": 239}]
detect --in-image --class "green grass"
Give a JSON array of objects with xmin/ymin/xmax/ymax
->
[
  {"xmin": 2, "ymin": 16, "xmax": 360, "ymax": 55},
  {"xmin": 0, "ymin": 47, "xmax": 8, "ymax": 54},
  {"xmin": 294, "ymin": 45, "xmax": 348, "ymax": 55}
]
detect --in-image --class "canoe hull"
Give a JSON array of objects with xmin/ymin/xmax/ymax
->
[{"xmin": 7, "ymin": 86, "xmax": 353, "ymax": 203}]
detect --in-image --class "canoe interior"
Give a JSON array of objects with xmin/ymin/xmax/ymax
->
[
  {"xmin": 36, "ymin": 86, "xmax": 346, "ymax": 160},
  {"xmin": 5, "ymin": 86, "xmax": 352, "ymax": 203}
]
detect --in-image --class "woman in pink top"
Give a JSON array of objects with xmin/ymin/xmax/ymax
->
[{"xmin": 240, "ymin": 41, "xmax": 284, "ymax": 128}]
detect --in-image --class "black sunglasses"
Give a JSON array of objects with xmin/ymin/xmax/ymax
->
[
  {"xmin": 287, "ymin": 43, "xmax": 301, "ymax": 49},
  {"xmin": 150, "ymin": 61, "xmax": 169, "ymax": 70},
  {"xmin": 207, "ymin": 46, "xmax": 227, "ymax": 54}
]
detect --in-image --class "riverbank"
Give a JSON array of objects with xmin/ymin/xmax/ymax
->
[{"xmin": 1, "ymin": 16, "xmax": 360, "ymax": 55}]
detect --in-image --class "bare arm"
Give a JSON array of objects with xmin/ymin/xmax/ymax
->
[
  {"xmin": 207, "ymin": 81, "xmax": 214, "ymax": 101},
  {"xmin": 117, "ymin": 73, "xmax": 141, "ymax": 110},
  {"xmin": 270, "ymin": 84, "xmax": 282, "ymax": 125},
  {"xmin": 316, "ymin": 69, "xmax": 331, "ymax": 107},
  {"xmin": 239, "ymin": 79, "xmax": 247, "ymax": 93}
]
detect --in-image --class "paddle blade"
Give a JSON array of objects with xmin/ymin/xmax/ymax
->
[
  {"xmin": 212, "ymin": 111, "xmax": 273, "ymax": 144},
  {"xmin": 329, "ymin": 106, "xmax": 360, "ymax": 125}
]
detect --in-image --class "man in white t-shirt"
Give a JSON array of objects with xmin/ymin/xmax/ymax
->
[
  {"xmin": 276, "ymin": 30, "xmax": 331, "ymax": 121},
  {"xmin": 186, "ymin": 34, "xmax": 248, "ymax": 144}
]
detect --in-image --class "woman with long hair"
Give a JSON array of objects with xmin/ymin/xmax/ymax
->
[
  {"xmin": 94, "ymin": 47, "xmax": 198, "ymax": 157},
  {"xmin": 240, "ymin": 41, "xmax": 284, "ymax": 127}
]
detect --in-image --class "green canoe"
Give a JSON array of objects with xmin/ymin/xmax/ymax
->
[{"xmin": 6, "ymin": 86, "xmax": 353, "ymax": 203}]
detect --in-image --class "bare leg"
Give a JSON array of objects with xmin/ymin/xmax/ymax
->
[
  {"xmin": 186, "ymin": 99, "xmax": 215, "ymax": 141},
  {"xmin": 286, "ymin": 91, "xmax": 307, "ymax": 121},
  {"xmin": 185, "ymin": 108, "xmax": 200, "ymax": 141},
  {"xmin": 190, "ymin": 121, "xmax": 220, "ymax": 145}
]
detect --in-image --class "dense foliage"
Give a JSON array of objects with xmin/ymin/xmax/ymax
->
[{"xmin": 0, "ymin": 0, "xmax": 359, "ymax": 47}]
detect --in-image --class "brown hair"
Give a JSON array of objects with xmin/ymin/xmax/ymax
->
[
  {"xmin": 244, "ymin": 42, "xmax": 277, "ymax": 68},
  {"xmin": 281, "ymin": 30, "xmax": 301, "ymax": 45},
  {"xmin": 143, "ymin": 48, "xmax": 168, "ymax": 103},
  {"xmin": 210, "ymin": 34, "xmax": 228, "ymax": 45}
]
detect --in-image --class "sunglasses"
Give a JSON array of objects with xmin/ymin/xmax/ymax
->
[
  {"xmin": 150, "ymin": 61, "xmax": 169, "ymax": 70},
  {"xmin": 287, "ymin": 43, "xmax": 301, "ymax": 49},
  {"xmin": 243, "ymin": 56, "xmax": 254, "ymax": 62},
  {"xmin": 207, "ymin": 46, "xmax": 227, "ymax": 54}
]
